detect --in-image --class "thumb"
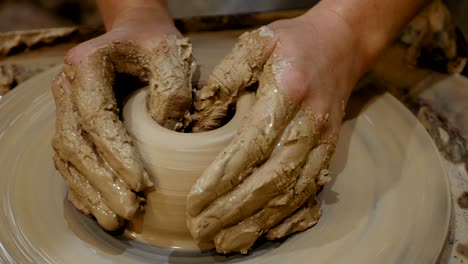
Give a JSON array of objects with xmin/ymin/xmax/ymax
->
[
  {"xmin": 146, "ymin": 35, "xmax": 194, "ymax": 131},
  {"xmin": 191, "ymin": 26, "xmax": 277, "ymax": 132}
]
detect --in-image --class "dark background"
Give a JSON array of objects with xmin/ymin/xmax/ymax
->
[{"xmin": 0, "ymin": 0, "xmax": 100, "ymax": 32}]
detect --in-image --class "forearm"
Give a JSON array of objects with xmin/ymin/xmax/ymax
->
[
  {"xmin": 97, "ymin": 0, "xmax": 173, "ymax": 31},
  {"xmin": 303, "ymin": 0, "xmax": 430, "ymax": 73}
]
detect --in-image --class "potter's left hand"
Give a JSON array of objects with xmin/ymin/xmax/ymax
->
[
  {"xmin": 51, "ymin": 1, "xmax": 193, "ymax": 231},
  {"xmin": 186, "ymin": 10, "xmax": 366, "ymax": 253}
]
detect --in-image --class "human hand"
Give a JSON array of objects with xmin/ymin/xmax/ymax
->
[
  {"xmin": 187, "ymin": 10, "xmax": 366, "ymax": 253},
  {"xmin": 51, "ymin": 7, "xmax": 193, "ymax": 230}
]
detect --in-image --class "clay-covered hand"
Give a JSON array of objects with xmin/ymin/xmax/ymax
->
[
  {"xmin": 51, "ymin": 10, "xmax": 193, "ymax": 230},
  {"xmin": 187, "ymin": 12, "xmax": 364, "ymax": 253}
]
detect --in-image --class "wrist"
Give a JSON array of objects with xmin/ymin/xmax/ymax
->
[
  {"xmin": 302, "ymin": 7, "xmax": 375, "ymax": 76},
  {"xmin": 302, "ymin": 0, "xmax": 429, "ymax": 74},
  {"xmin": 295, "ymin": 9, "xmax": 369, "ymax": 89},
  {"xmin": 98, "ymin": 0, "xmax": 174, "ymax": 32},
  {"xmin": 110, "ymin": 7, "xmax": 175, "ymax": 32}
]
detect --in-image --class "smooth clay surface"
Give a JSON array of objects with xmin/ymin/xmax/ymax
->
[
  {"xmin": 122, "ymin": 89, "xmax": 255, "ymax": 249},
  {"xmin": 0, "ymin": 31, "xmax": 451, "ymax": 263}
]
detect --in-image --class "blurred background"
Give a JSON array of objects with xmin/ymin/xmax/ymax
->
[
  {"xmin": 0, "ymin": 0, "xmax": 318, "ymax": 32},
  {"xmin": 1, "ymin": 0, "xmax": 467, "ymax": 39},
  {"xmin": 0, "ymin": 0, "xmax": 100, "ymax": 32},
  {"xmin": 0, "ymin": 0, "xmax": 466, "ymax": 36}
]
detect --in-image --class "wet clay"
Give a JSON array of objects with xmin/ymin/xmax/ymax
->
[
  {"xmin": 122, "ymin": 89, "xmax": 255, "ymax": 249},
  {"xmin": 116, "ymin": 29, "xmax": 331, "ymax": 252}
]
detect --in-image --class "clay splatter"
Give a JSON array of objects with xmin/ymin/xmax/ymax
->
[
  {"xmin": 458, "ymin": 192, "xmax": 468, "ymax": 209},
  {"xmin": 457, "ymin": 243, "xmax": 468, "ymax": 259}
]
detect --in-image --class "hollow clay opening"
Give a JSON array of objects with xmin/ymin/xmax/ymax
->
[
  {"xmin": 114, "ymin": 69, "xmax": 238, "ymax": 134},
  {"xmin": 122, "ymin": 88, "xmax": 255, "ymax": 250}
]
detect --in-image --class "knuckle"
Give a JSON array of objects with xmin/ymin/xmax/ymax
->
[
  {"xmin": 64, "ymin": 45, "xmax": 85, "ymax": 65},
  {"xmin": 64, "ymin": 38, "xmax": 102, "ymax": 65},
  {"xmin": 280, "ymin": 69, "xmax": 310, "ymax": 101}
]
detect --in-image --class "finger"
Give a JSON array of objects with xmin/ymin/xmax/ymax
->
[
  {"xmin": 146, "ymin": 36, "xmax": 193, "ymax": 131},
  {"xmin": 51, "ymin": 73, "xmax": 141, "ymax": 219},
  {"xmin": 64, "ymin": 41, "xmax": 154, "ymax": 192},
  {"xmin": 212, "ymin": 142, "xmax": 334, "ymax": 254},
  {"xmin": 265, "ymin": 199, "xmax": 321, "ymax": 240},
  {"xmin": 187, "ymin": 107, "xmax": 323, "ymax": 242},
  {"xmin": 53, "ymin": 153, "xmax": 124, "ymax": 231},
  {"xmin": 187, "ymin": 55, "xmax": 300, "ymax": 217},
  {"xmin": 67, "ymin": 189, "xmax": 91, "ymax": 215},
  {"xmin": 191, "ymin": 26, "xmax": 277, "ymax": 132}
]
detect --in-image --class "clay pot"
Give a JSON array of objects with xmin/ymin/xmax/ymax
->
[{"xmin": 122, "ymin": 89, "xmax": 254, "ymax": 249}]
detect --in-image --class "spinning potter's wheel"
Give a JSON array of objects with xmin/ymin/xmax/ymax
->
[{"xmin": 0, "ymin": 32, "xmax": 450, "ymax": 263}]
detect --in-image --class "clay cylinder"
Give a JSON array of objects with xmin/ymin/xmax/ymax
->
[{"xmin": 122, "ymin": 89, "xmax": 254, "ymax": 249}]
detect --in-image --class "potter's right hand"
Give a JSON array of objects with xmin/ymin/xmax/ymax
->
[
  {"xmin": 187, "ymin": 0, "xmax": 429, "ymax": 252},
  {"xmin": 51, "ymin": 3, "xmax": 193, "ymax": 230},
  {"xmin": 186, "ymin": 7, "xmax": 365, "ymax": 252}
]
